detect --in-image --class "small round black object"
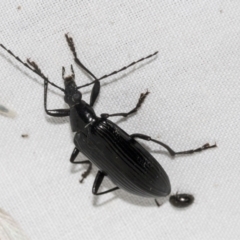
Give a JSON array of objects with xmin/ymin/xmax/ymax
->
[{"xmin": 169, "ymin": 193, "xmax": 194, "ymax": 208}]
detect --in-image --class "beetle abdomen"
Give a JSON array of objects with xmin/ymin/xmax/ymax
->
[{"xmin": 75, "ymin": 119, "xmax": 171, "ymax": 197}]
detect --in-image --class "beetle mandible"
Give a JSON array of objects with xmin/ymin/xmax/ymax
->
[{"xmin": 0, "ymin": 34, "xmax": 216, "ymax": 206}]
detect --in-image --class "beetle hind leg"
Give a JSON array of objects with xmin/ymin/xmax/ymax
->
[
  {"xmin": 130, "ymin": 134, "xmax": 217, "ymax": 156},
  {"xmin": 92, "ymin": 171, "xmax": 119, "ymax": 195},
  {"xmin": 70, "ymin": 147, "xmax": 92, "ymax": 183}
]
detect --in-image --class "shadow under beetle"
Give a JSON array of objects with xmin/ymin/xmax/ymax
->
[{"xmin": 0, "ymin": 34, "xmax": 216, "ymax": 207}]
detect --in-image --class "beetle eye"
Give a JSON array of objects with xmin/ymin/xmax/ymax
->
[{"xmin": 72, "ymin": 92, "xmax": 81, "ymax": 102}]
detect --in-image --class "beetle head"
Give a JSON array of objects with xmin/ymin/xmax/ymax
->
[{"xmin": 63, "ymin": 65, "xmax": 82, "ymax": 106}]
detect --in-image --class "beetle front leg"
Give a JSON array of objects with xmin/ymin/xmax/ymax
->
[
  {"xmin": 130, "ymin": 134, "xmax": 217, "ymax": 156},
  {"xmin": 65, "ymin": 34, "xmax": 97, "ymax": 80},
  {"xmin": 92, "ymin": 171, "xmax": 119, "ymax": 195},
  {"xmin": 43, "ymin": 81, "xmax": 70, "ymax": 117},
  {"xmin": 24, "ymin": 59, "xmax": 70, "ymax": 117},
  {"xmin": 89, "ymin": 80, "xmax": 100, "ymax": 107},
  {"xmin": 70, "ymin": 147, "xmax": 92, "ymax": 183},
  {"xmin": 101, "ymin": 90, "xmax": 149, "ymax": 119},
  {"xmin": 65, "ymin": 34, "xmax": 100, "ymax": 107}
]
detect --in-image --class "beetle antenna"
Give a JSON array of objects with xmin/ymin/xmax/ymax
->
[
  {"xmin": 77, "ymin": 51, "xmax": 158, "ymax": 89},
  {"xmin": 0, "ymin": 43, "xmax": 65, "ymax": 92}
]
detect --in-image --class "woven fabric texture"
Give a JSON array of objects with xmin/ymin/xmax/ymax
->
[{"xmin": 0, "ymin": 1, "xmax": 239, "ymax": 239}]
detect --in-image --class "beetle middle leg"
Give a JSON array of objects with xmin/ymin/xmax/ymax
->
[
  {"xmin": 130, "ymin": 134, "xmax": 217, "ymax": 156},
  {"xmin": 70, "ymin": 147, "xmax": 92, "ymax": 183},
  {"xmin": 100, "ymin": 90, "xmax": 149, "ymax": 119},
  {"xmin": 92, "ymin": 171, "xmax": 119, "ymax": 195}
]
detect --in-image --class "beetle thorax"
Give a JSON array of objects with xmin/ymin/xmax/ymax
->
[{"xmin": 69, "ymin": 101, "xmax": 98, "ymax": 132}]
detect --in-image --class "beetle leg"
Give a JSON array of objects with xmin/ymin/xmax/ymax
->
[
  {"xmin": 70, "ymin": 147, "xmax": 92, "ymax": 183},
  {"xmin": 0, "ymin": 51, "xmax": 69, "ymax": 116},
  {"xmin": 65, "ymin": 34, "xmax": 101, "ymax": 107},
  {"xmin": 154, "ymin": 199, "xmax": 161, "ymax": 207},
  {"xmin": 43, "ymin": 80, "xmax": 70, "ymax": 117},
  {"xmin": 100, "ymin": 90, "xmax": 149, "ymax": 119},
  {"xmin": 27, "ymin": 60, "xmax": 70, "ymax": 117},
  {"xmin": 70, "ymin": 147, "xmax": 79, "ymax": 162},
  {"xmin": 130, "ymin": 134, "xmax": 217, "ymax": 156},
  {"xmin": 89, "ymin": 80, "xmax": 100, "ymax": 107},
  {"xmin": 65, "ymin": 34, "xmax": 97, "ymax": 79},
  {"xmin": 92, "ymin": 171, "xmax": 119, "ymax": 195}
]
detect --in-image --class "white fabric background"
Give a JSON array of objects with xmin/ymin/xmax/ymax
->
[{"xmin": 0, "ymin": 1, "xmax": 239, "ymax": 239}]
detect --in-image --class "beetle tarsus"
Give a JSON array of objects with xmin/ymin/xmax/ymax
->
[
  {"xmin": 79, "ymin": 162, "xmax": 92, "ymax": 183},
  {"xmin": 69, "ymin": 147, "xmax": 92, "ymax": 183},
  {"xmin": 171, "ymin": 143, "xmax": 217, "ymax": 155}
]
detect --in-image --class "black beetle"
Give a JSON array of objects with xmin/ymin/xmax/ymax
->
[
  {"xmin": 0, "ymin": 34, "xmax": 216, "ymax": 206},
  {"xmin": 169, "ymin": 193, "xmax": 194, "ymax": 208}
]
